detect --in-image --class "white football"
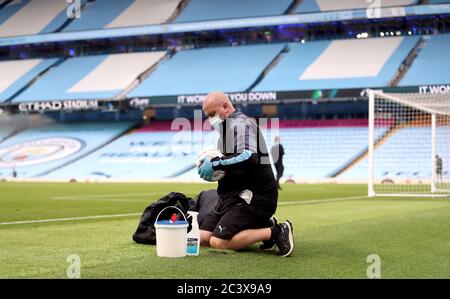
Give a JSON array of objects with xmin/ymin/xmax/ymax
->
[{"xmin": 196, "ymin": 149, "xmax": 226, "ymax": 181}]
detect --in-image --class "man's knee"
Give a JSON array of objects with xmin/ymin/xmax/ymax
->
[{"xmin": 210, "ymin": 236, "xmax": 230, "ymax": 249}]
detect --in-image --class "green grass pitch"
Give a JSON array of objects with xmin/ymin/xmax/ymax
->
[{"xmin": 1, "ymin": 182, "xmax": 450, "ymax": 279}]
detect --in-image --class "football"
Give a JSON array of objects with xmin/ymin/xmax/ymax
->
[{"xmin": 196, "ymin": 149, "xmax": 226, "ymax": 181}]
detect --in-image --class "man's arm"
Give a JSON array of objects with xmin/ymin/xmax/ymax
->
[{"xmin": 212, "ymin": 119, "xmax": 258, "ymax": 172}]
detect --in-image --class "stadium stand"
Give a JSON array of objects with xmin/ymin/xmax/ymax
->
[
  {"xmin": 399, "ymin": 34, "xmax": 450, "ymax": 86},
  {"xmin": 275, "ymin": 121, "xmax": 388, "ymax": 180},
  {"xmin": 44, "ymin": 119, "xmax": 391, "ymax": 181},
  {"xmin": 0, "ymin": 122, "xmax": 134, "ymax": 178},
  {"xmin": 44, "ymin": 123, "xmax": 219, "ymax": 180},
  {"xmin": 253, "ymin": 36, "xmax": 420, "ymax": 92},
  {"xmin": 0, "ymin": 0, "xmax": 28, "ymax": 26},
  {"xmin": 296, "ymin": 0, "xmax": 418, "ymax": 13},
  {"xmin": 174, "ymin": 121, "xmax": 381, "ymax": 180},
  {"xmin": 340, "ymin": 126, "xmax": 450, "ymax": 180},
  {"xmin": 174, "ymin": 0, "xmax": 294, "ymax": 23},
  {"xmin": 0, "ymin": 58, "xmax": 59, "ymax": 103},
  {"xmin": 64, "ymin": 0, "xmax": 181, "ymax": 32},
  {"xmin": 13, "ymin": 52, "xmax": 166, "ymax": 102},
  {"xmin": 0, "ymin": 126, "xmax": 13, "ymax": 142},
  {"xmin": 0, "ymin": 114, "xmax": 37, "ymax": 143},
  {"xmin": 0, "ymin": 0, "xmax": 85, "ymax": 37},
  {"xmin": 129, "ymin": 44, "xmax": 285, "ymax": 97},
  {"xmin": 430, "ymin": 0, "xmax": 450, "ymax": 3}
]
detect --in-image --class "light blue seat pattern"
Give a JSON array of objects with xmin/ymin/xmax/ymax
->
[
  {"xmin": 129, "ymin": 44, "xmax": 285, "ymax": 97},
  {"xmin": 340, "ymin": 126, "xmax": 450, "ymax": 180},
  {"xmin": 253, "ymin": 37, "xmax": 420, "ymax": 92},
  {"xmin": 400, "ymin": 34, "xmax": 450, "ymax": 86},
  {"xmin": 0, "ymin": 58, "xmax": 59, "ymax": 103},
  {"xmin": 0, "ymin": 122, "xmax": 133, "ymax": 178},
  {"xmin": 174, "ymin": 0, "xmax": 293, "ymax": 23},
  {"xmin": 13, "ymin": 55, "xmax": 119, "ymax": 102}
]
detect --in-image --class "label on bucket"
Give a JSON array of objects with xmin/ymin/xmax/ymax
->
[{"xmin": 186, "ymin": 238, "xmax": 199, "ymax": 254}]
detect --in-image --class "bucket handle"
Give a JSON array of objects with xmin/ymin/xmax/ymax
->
[{"xmin": 155, "ymin": 206, "xmax": 187, "ymax": 224}]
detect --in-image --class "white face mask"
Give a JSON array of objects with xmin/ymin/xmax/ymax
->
[{"xmin": 208, "ymin": 114, "xmax": 223, "ymax": 131}]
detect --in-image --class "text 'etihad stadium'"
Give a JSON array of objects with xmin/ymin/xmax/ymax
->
[{"xmin": 18, "ymin": 100, "xmax": 99, "ymax": 112}]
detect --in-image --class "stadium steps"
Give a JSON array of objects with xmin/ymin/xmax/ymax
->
[
  {"xmin": 246, "ymin": 44, "xmax": 289, "ymax": 92},
  {"xmin": 4, "ymin": 58, "xmax": 66, "ymax": 103},
  {"xmin": 388, "ymin": 36, "xmax": 428, "ymax": 87},
  {"xmin": 34, "ymin": 122, "xmax": 139, "ymax": 178},
  {"xmin": 166, "ymin": 0, "xmax": 191, "ymax": 23},
  {"xmin": 0, "ymin": 115, "xmax": 57, "ymax": 144},
  {"xmin": 332, "ymin": 123, "xmax": 405, "ymax": 178},
  {"xmin": 286, "ymin": 0, "xmax": 303, "ymax": 14},
  {"xmin": 0, "ymin": 129, "xmax": 21, "ymax": 144},
  {"xmin": 114, "ymin": 51, "xmax": 174, "ymax": 100},
  {"xmin": 0, "ymin": 0, "xmax": 11, "ymax": 10}
]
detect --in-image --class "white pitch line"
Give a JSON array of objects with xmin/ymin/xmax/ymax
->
[
  {"xmin": 0, "ymin": 213, "xmax": 141, "ymax": 226},
  {"xmin": 0, "ymin": 195, "xmax": 368, "ymax": 227},
  {"xmin": 51, "ymin": 192, "xmax": 157, "ymax": 200},
  {"xmin": 278, "ymin": 195, "xmax": 368, "ymax": 206}
]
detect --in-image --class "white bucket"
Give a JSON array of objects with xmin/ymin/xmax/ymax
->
[{"xmin": 154, "ymin": 206, "xmax": 189, "ymax": 258}]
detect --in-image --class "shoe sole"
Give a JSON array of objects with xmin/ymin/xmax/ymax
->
[
  {"xmin": 280, "ymin": 220, "xmax": 294, "ymax": 257},
  {"xmin": 260, "ymin": 244, "xmax": 276, "ymax": 251}
]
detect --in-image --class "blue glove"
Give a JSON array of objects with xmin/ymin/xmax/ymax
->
[{"xmin": 197, "ymin": 157, "xmax": 216, "ymax": 181}]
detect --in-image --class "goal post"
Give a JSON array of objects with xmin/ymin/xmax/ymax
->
[{"xmin": 367, "ymin": 89, "xmax": 450, "ymax": 197}]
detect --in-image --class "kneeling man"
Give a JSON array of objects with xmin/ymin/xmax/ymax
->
[{"xmin": 197, "ymin": 92, "xmax": 294, "ymax": 257}]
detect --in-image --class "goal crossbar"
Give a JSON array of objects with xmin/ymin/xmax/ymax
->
[{"xmin": 372, "ymin": 90, "xmax": 450, "ymax": 116}]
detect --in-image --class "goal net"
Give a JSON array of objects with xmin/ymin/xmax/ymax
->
[{"xmin": 368, "ymin": 90, "xmax": 450, "ymax": 197}]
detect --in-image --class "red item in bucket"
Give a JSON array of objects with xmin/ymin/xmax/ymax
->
[{"xmin": 170, "ymin": 213, "xmax": 177, "ymax": 223}]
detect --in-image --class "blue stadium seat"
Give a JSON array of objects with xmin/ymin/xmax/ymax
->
[
  {"xmin": 63, "ymin": 0, "xmax": 134, "ymax": 32},
  {"xmin": 429, "ymin": 0, "xmax": 450, "ymax": 3},
  {"xmin": 341, "ymin": 126, "xmax": 449, "ymax": 181},
  {"xmin": 45, "ymin": 129, "xmax": 219, "ymax": 180},
  {"xmin": 253, "ymin": 36, "xmax": 419, "ymax": 91},
  {"xmin": 174, "ymin": 0, "xmax": 294, "ymax": 23},
  {"xmin": 400, "ymin": 34, "xmax": 450, "ymax": 86},
  {"xmin": 268, "ymin": 127, "xmax": 387, "ymax": 179},
  {"xmin": 13, "ymin": 52, "xmax": 166, "ymax": 102},
  {"xmin": 0, "ymin": 122, "xmax": 134, "ymax": 178},
  {"xmin": 0, "ymin": 0, "xmax": 29, "ymax": 26},
  {"xmin": 13, "ymin": 55, "xmax": 112, "ymax": 102},
  {"xmin": 0, "ymin": 127, "xmax": 13, "ymax": 142},
  {"xmin": 129, "ymin": 44, "xmax": 286, "ymax": 97},
  {"xmin": 0, "ymin": 58, "xmax": 58, "ymax": 103},
  {"xmin": 64, "ymin": 0, "xmax": 181, "ymax": 32},
  {"xmin": 0, "ymin": 0, "xmax": 86, "ymax": 37},
  {"xmin": 295, "ymin": 0, "xmax": 418, "ymax": 13},
  {"xmin": 152, "ymin": 125, "xmax": 389, "ymax": 181},
  {"xmin": 45, "ymin": 121, "xmax": 389, "ymax": 181}
]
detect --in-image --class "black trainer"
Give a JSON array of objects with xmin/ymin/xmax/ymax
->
[
  {"xmin": 259, "ymin": 217, "xmax": 278, "ymax": 250},
  {"xmin": 275, "ymin": 220, "xmax": 294, "ymax": 257}
]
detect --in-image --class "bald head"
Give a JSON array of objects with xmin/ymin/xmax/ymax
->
[{"xmin": 203, "ymin": 91, "xmax": 235, "ymax": 119}]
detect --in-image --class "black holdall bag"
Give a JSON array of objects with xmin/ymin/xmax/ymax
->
[
  {"xmin": 132, "ymin": 190, "xmax": 219, "ymax": 245},
  {"xmin": 195, "ymin": 189, "xmax": 219, "ymax": 225}
]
